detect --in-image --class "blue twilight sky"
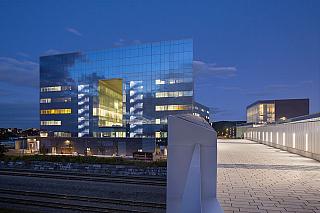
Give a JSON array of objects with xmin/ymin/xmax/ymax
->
[{"xmin": 0, "ymin": 0, "xmax": 319, "ymax": 128}]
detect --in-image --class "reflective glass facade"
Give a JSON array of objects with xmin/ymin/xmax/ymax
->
[{"xmin": 40, "ymin": 39, "xmax": 209, "ymax": 138}]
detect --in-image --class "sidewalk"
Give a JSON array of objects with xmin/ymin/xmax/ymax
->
[{"xmin": 217, "ymin": 139, "xmax": 320, "ymax": 213}]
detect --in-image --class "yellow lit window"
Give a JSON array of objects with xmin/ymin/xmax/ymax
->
[
  {"xmin": 40, "ymin": 109, "xmax": 71, "ymax": 114},
  {"xmin": 96, "ymin": 79, "xmax": 123, "ymax": 127},
  {"xmin": 40, "ymin": 132, "xmax": 48, "ymax": 137},
  {"xmin": 155, "ymin": 131, "xmax": 168, "ymax": 138},
  {"xmin": 155, "ymin": 119, "xmax": 161, "ymax": 124},
  {"xmin": 155, "ymin": 132, "xmax": 161, "ymax": 138},
  {"xmin": 155, "ymin": 91, "xmax": 193, "ymax": 98},
  {"xmin": 155, "ymin": 105, "xmax": 190, "ymax": 111},
  {"xmin": 40, "ymin": 120, "xmax": 61, "ymax": 126},
  {"xmin": 259, "ymin": 104, "xmax": 264, "ymax": 115}
]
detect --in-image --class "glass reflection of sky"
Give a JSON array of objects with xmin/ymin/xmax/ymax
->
[{"xmin": 40, "ymin": 39, "xmax": 205, "ymax": 138}]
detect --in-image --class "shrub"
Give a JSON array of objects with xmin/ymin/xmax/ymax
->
[
  {"xmin": 0, "ymin": 145, "xmax": 8, "ymax": 157},
  {"xmin": 0, "ymin": 154, "xmax": 167, "ymax": 168}
]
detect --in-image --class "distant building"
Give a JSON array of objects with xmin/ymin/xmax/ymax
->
[
  {"xmin": 26, "ymin": 136, "xmax": 154, "ymax": 156},
  {"xmin": 211, "ymin": 121, "xmax": 246, "ymax": 139},
  {"xmin": 246, "ymin": 99, "xmax": 309, "ymax": 124}
]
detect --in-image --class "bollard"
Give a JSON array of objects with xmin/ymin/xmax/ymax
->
[{"xmin": 167, "ymin": 114, "xmax": 223, "ymax": 213}]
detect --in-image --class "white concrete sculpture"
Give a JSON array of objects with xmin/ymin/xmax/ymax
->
[{"xmin": 167, "ymin": 114, "xmax": 223, "ymax": 213}]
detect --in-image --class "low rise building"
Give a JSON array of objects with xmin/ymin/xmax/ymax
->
[{"xmin": 246, "ymin": 99, "xmax": 309, "ymax": 124}]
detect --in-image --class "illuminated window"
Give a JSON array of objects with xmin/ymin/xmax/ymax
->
[
  {"xmin": 41, "ymin": 86, "xmax": 61, "ymax": 92},
  {"xmin": 40, "ymin": 120, "xmax": 61, "ymax": 126},
  {"xmin": 55, "ymin": 97, "xmax": 72, "ymax": 103},
  {"xmin": 155, "ymin": 118, "xmax": 168, "ymax": 124},
  {"xmin": 40, "ymin": 109, "xmax": 71, "ymax": 114},
  {"xmin": 155, "ymin": 132, "xmax": 161, "ymax": 138},
  {"xmin": 93, "ymin": 131, "xmax": 126, "ymax": 138},
  {"xmin": 155, "ymin": 78, "xmax": 191, "ymax": 85},
  {"xmin": 40, "ymin": 97, "xmax": 71, "ymax": 103},
  {"xmin": 155, "ymin": 91, "xmax": 193, "ymax": 98},
  {"xmin": 259, "ymin": 104, "xmax": 264, "ymax": 115},
  {"xmin": 40, "ymin": 132, "xmax": 48, "ymax": 137},
  {"xmin": 40, "ymin": 86, "xmax": 71, "ymax": 92},
  {"xmin": 155, "ymin": 105, "xmax": 190, "ymax": 111},
  {"xmin": 40, "ymin": 98, "xmax": 51, "ymax": 103},
  {"xmin": 54, "ymin": 132, "xmax": 71, "ymax": 137},
  {"xmin": 155, "ymin": 131, "xmax": 167, "ymax": 138},
  {"xmin": 155, "ymin": 79, "xmax": 165, "ymax": 85},
  {"xmin": 95, "ymin": 79, "xmax": 123, "ymax": 127}
]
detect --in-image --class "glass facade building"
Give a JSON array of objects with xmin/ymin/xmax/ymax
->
[{"xmin": 40, "ymin": 39, "xmax": 209, "ymax": 139}]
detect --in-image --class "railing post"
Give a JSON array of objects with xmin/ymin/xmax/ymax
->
[{"xmin": 167, "ymin": 114, "xmax": 223, "ymax": 213}]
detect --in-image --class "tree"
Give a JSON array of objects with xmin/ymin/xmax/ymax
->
[
  {"xmin": 39, "ymin": 145, "xmax": 48, "ymax": 155},
  {"xmin": 0, "ymin": 145, "xmax": 8, "ymax": 157}
]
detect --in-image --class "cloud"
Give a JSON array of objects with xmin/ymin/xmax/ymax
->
[
  {"xmin": 216, "ymin": 86, "xmax": 243, "ymax": 91},
  {"xmin": 113, "ymin": 39, "xmax": 142, "ymax": 47},
  {"xmin": 43, "ymin": 49, "xmax": 62, "ymax": 56},
  {"xmin": 215, "ymin": 80, "xmax": 314, "ymax": 98},
  {"xmin": 300, "ymin": 80, "xmax": 313, "ymax": 85},
  {"xmin": 193, "ymin": 60, "xmax": 237, "ymax": 78},
  {"xmin": 0, "ymin": 57, "xmax": 39, "ymax": 88},
  {"xmin": 265, "ymin": 80, "xmax": 313, "ymax": 90},
  {"xmin": 66, "ymin": 27, "xmax": 83, "ymax": 37},
  {"xmin": 244, "ymin": 90, "xmax": 271, "ymax": 97},
  {"xmin": 265, "ymin": 84, "xmax": 296, "ymax": 90},
  {"xmin": 0, "ymin": 89, "xmax": 10, "ymax": 96},
  {"xmin": 133, "ymin": 40, "xmax": 142, "ymax": 44},
  {"xmin": 113, "ymin": 38, "xmax": 125, "ymax": 46},
  {"xmin": 16, "ymin": 52, "xmax": 30, "ymax": 58}
]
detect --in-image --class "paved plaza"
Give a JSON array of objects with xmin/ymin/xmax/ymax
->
[{"xmin": 217, "ymin": 139, "xmax": 320, "ymax": 213}]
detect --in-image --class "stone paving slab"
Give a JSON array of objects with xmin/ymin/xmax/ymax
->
[{"xmin": 217, "ymin": 139, "xmax": 320, "ymax": 213}]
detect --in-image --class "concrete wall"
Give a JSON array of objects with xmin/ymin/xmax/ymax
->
[{"xmin": 244, "ymin": 115, "xmax": 320, "ymax": 161}]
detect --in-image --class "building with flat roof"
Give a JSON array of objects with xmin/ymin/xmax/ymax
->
[
  {"xmin": 246, "ymin": 99, "xmax": 309, "ymax": 124},
  {"xmin": 40, "ymin": 39, "xmax": 209, "ymax": 142}
]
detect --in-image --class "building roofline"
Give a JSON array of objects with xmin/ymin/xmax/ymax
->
[
  {"xmin": 40, "ymin": 38, "xmax": 194, "ymax": 58},
  {"xmin": 277, "ymin": 112, "xmax": 320, "ymax": 124},
  {"xmin": 246, "ymin": 98, "xmax": 309, "ymax": 109}
]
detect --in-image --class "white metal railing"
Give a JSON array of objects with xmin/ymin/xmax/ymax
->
[{"xmin": 244, "ymin": 118, "xmax": 320, "ymax": 161}]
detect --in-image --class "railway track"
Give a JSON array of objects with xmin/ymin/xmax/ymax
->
[
  {"xmin": 0, "ymin": 188, "xmax": 166, "ymax": 213},
  {"xmin": 0, "ymin": 168, "xmax": 166, "ymax": 187}
]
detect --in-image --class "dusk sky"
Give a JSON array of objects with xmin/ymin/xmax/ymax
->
[{"xmin": 0, "ymin": 0, "xmax": 319, "ymax": 128}]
